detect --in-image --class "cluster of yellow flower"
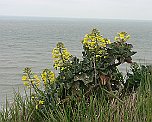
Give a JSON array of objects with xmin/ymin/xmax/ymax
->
[
  {"xmin": 22, "ymin": 74, "xmax": 40, "ymax": 88},
  {"xmin": 52, "ymin": 42, "xmax": 72, "ymax": 69},
  {"xmin": 41, "ymin": 69, "xmax": 55, "ymax": 85},
  {"xmin": 82, "ymin": 29, "xmax": 111, "ymax": 50},
  {"xmin": 22, "ymin": 68, "xmax": 55, "ymax": 88},
  {"xmin": 115, "ymin": 32, "xmax": 130, "ymax": 42}
]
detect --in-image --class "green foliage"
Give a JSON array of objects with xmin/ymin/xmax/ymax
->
[
  {"xmin": 124, "ymin": 63, "xmax": 152, "ymax": 94},
  {"xmin": 51, "ymin": 29, "xmax": 136, "ymax": 100}
]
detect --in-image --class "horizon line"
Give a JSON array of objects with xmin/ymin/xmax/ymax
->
[{"xmin": 0, "ymin": 15, "xmax": 152, "ymax": 21}]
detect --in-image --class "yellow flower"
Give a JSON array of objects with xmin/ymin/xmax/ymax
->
[
  {"xmin": 22, "ymin": 75, "xmax": 27, "ymax": 81},
  {"xmin": 52, "ymin": 54, "xmax": 60, "ymax": 58},
  {"xmin": 63, "ymin": 51, "xmax": 71, "ymax": 59},
  {"xmin": 50, "ymin": 74, "xmax": 55, "ymax": 78},
  {"xmin": 119, "ymin": 32, "xmax": 125, "ymax": 39},
  {"xmin": 88, "ymin": 35, "xmax": 94, "ymax": 40},
  {"xmin": 36, "ymin": 104, "xmax": 38, "ymax": 109},
  {"xmin": 43, "ymin": 79, "xmax": 47, "ymax": 85},
  {"xmin": 66, "ymin": 53, "xmax": 71, "ymax": 57},
  {"xmin": 54, "ymin": 63, "xmax": 59, "ymax": 69},
  {"xmin": 91, "ymin": 37, "xmax": 96, "ymax": 42},
  {"xmin": 34, "ymin": 75, "xmax": 38, "ymax": 79},
  {"xmin": 41, "ymin": 70, "xmax": 56, "ymax": 85},
  {"xmin": 52, "ymin": 43, "xmax": 72, "ymax": 69},
  {"xmin": 39, "ymin": 100, "xmax": 44, "ymax": 105},
  {"xmin": 23, "ymin": 81, "xmax": 29, "ymax": 87},
  {"xmin": 106, "ymin": 39, "xmax": 111, "ymax": 44},
  {"xmin": 101, "ymin": 39, "xmax": 106, "ymax": 43},
  {"xmin": 114, "ymin": 36, "xmax": 119, "ymax": 41},
  {"xmin": 83, "ymin": 37, "xmax": 88, "ymax": 41},
  {"xmin": 89, "ymin": 47, "xmax": 94, "ymax": 50},
  {"xmin": 83, "ymin": 40, "xmax": 88, "ymax": 44},
  {"xmin": 115, "ymin": 32, "xmax": 130, "ymax": 42},
  {"xmin": 100, "ymin": 43, "xmax": 106, "ymax": 47},
  {"xmin": 90, "ymin": 42, "xmax": 96, "ymax": 47},
  {"xmin": 61, "ymin": 67, "xmax": 65, "ymax": 71},
  {"xmin": 97, "ymin": 36, "xmax": 103, "ymax": 41},
  {"xmin": 48, "ymin": 71, "xmax": 55, "ymax": 84},
  {"xmin": 58, "ymin": 60, "xmax": 63, "ymax": 66},
  {"xmin": 34, "ymin": 75, "xmax": 40, "ymax": 83},
  {"xmin": 52, "ymin": 48, "xmax": 59, "ymax": 54},
  {"xmin": 36, "ymin": 100, "xmax": 44, "ymax": 109},
  {"xmin": 35, "ymin": 76, "xmax": 40, "ymax": 87},
  {"xmin": 82, "ymin": 29, "xmax": 110, "ymax": 51},
  {"xmin": 85, "ymin": 34, "xmax": 89, "ymax": 37},
  {"xmin": 41, "ymin": 74, "xmax": 46, "ymax": 80},
  {"xmin": 126, "ymin": 35, "xmax": 130, "ymax": 40},
  {"xmin": 41, "ymin": 71, "xmax": 47, "ymax": 84}
]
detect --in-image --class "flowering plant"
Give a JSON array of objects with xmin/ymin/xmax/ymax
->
[{"xmin": 22, "ymin": 29, "xmax": 136, "ymax": 109}]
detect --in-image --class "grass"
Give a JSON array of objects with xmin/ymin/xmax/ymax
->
[{"xmin": 0, "ymin": 69, "xmax": 152, "ymax": 122}]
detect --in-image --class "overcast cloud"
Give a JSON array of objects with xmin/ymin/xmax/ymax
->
[{"xmin": 0, "ymin": 0, "xmax": 152, "ymax": 20}]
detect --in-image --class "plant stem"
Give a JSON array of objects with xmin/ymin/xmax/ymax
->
[{"xmin": 94, "ymin": 54, "xmax": 97, "ymax": 85}]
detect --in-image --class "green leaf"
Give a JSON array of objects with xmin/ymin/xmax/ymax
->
[{"xmin": 74, "ymin": 73, "xmax": 93, "ymax": 85}]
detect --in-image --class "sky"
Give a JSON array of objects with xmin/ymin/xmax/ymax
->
[{"xmin": 0, "ymin": 0, "xmax": 152, "ymax": 20}]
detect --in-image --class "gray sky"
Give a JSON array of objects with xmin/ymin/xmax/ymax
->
[{"xmin": 0, "ymin": 0, "xmax": 152, "ymax": 20}]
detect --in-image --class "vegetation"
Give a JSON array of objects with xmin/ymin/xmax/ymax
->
[{"xmin": 0, "ymin": 29, "xmax": 152, "ymax": 122}]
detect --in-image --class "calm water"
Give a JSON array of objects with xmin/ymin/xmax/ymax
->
[{"xmin": 0, "ymin": 17, "xmax": 152, "ymax": 107}]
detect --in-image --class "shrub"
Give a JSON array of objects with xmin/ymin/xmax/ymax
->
[{"xmin": 21, "ymin": 29, "xmax": 137, "ymax": 109}]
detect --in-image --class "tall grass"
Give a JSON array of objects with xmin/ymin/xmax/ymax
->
[{"xmin": 0, "ymin": 68, "xmax": 152, "ymax": 122}]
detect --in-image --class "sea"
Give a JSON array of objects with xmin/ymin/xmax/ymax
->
[{"xmin": 0, "ymin": 16, "xmax": 152, "ymax": 108}]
